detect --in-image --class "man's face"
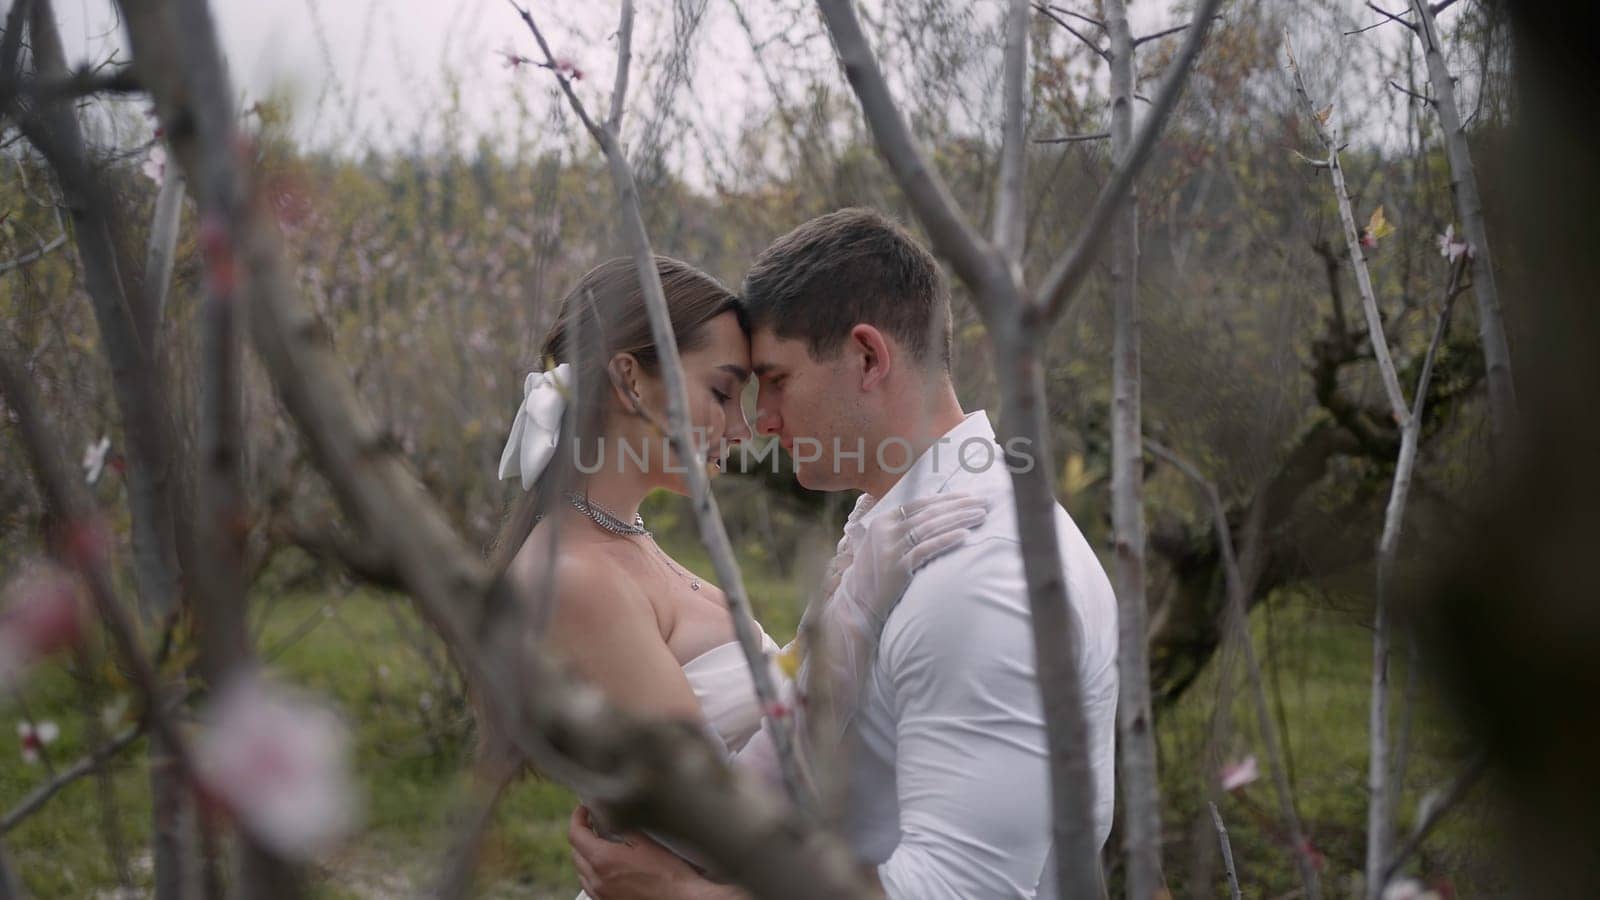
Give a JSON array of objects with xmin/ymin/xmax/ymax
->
[{"xmin": 751, "ymin": 329, "xmax": 867, "ymax": 492}]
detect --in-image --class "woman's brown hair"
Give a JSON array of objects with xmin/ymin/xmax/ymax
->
[{"xmin": 485, "ymin": 255, "xmax": 745, "ymax": 579}]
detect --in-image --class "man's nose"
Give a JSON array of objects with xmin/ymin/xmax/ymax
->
[{"xmin": 754, "ymin": 402, "xmax": 781, "ymax": 436}]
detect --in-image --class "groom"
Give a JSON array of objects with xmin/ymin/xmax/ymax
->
[{"xmin": 569, "ymin": 208, "xmax": 1119, "ymax": 898}]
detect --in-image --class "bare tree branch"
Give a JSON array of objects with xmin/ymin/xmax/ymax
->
[
  {"xmin": 1387, "ymin": 79, "xmax": 1432, "ymax": 104},
  {"xmin": 1208, "ymin": 801, "xmax": 1243, "ymax": 900},
  {"xmin": 815, "ymin": 0, "xmax": 1012, "ymax": 315},
  {"xmin": 1043, "ymin": 3, "xmax": 1103, "ymax": 30},
  {"xmin": 1364, "ymin": 3, "xmax": 1420, "ymax": 34},
  {"xmin": 1, "ymin": 713, "xmax": 156, "ymax": 833},
  {"xmin": 1408, "ymin": 0, "xmax": 1518, "ymax": 458},
  {"xmin": 1135, "ymin": 19, "xmax": 1217, "ymax": 48},
  {"xmin": 993, "ymin": 0, "xmax": 1029, "ymax": 269},
  {"xmin": 0, "ymin": 230, "xmax": 67, "ymax": 273},
  {"xmin": 1287, "ymin": 44, "xmax": 1411, "ymax": 427},
  {"xmin": 1034, "ymin": 131, "xmax": 1110, "ymax": 144},
  {"xmin": 1033, "ymin": 3, "xmax": 1107, "ymax": 61},
  {"xmin": 1036, "ymin": 0, "xmax": 1225, "ymax": 323},
  {"xmin": 607, "ymin": 0, "xmax": 634, "ymax": 134}
]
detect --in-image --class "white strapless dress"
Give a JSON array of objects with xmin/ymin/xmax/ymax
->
[{"xmin": 574, "ymin": 632, "xmax": 782, "ymax": 899}]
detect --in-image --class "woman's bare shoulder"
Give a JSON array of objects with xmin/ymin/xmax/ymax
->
[{"xmin": 507, "ymin": 533, "xmax": 654, "ymax": 635}]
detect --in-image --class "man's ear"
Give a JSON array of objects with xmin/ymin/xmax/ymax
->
[
  {"xmin": 850, "ymin": 324, "xmax": 893, "ymax": 392},
  {"xmin": 607, "ymin": 353, "xmax": 645, "ymax": 413}
]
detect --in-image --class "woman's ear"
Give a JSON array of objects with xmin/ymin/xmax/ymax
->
[
  {"xmin": 607, "ymin": 353, "xmax": 645, "ymax": 413},
  {"xmin": 850, "ymin": 324, "xmax": 893, "ymax": 391}
]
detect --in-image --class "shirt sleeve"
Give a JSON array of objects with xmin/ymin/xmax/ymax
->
[{"xmin": 872, "ymin": 536, "xmax": 1060, "ymax": 899}]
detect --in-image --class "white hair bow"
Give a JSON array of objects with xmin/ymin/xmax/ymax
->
[{"xmin": 497, "ymin": 363, "xmax": 573, "ymax": 490}]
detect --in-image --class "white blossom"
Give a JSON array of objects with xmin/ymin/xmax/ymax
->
[
  {"xmin": 141, "ymin": 144, "xmax": 167, "ymax": 183},
  {"xmin": 83, "ymin": 436, "xmax": 111, "ymax": 485},
  {"xmin": 17, "ymin": 719, "xmax": 59, "ymax": 764},
  {"xmin": 1436, "ymin": 224, "xmax": 1469, "ymax": 263},
  {"xmin": 195, "ymin": 674, "xmax": 359, "ymax": 860},
  {"xmin": 1383, "ymin": 878, "xmax": 1441, "ymax": 900}
]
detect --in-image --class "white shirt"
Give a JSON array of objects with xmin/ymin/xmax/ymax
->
[{"xmin": 840, "ymin": 411, "xmax": 1119, "ymax": 899}]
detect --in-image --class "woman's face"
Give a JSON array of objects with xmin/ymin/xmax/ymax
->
[{"xmin": 633, "ymin": 310, "xmax": 752, "ymax": 492}]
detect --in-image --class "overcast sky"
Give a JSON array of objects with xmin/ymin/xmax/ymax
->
[{"xmin": 39, "ymin": 0, "xmax": 1425, "ymax": 172}]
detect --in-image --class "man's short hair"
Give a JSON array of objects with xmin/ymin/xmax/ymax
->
[{"xmin": 741, "ymin": 208, "xmax": 952, "ymax": 369}]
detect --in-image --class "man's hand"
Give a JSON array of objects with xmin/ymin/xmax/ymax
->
[{"xmin": 568, "ymin": 805, "xmax": 745, "ymax": 900}]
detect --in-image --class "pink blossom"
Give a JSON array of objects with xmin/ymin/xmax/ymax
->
[
  {"xmin": 497, "ymin": 43, "xmax": 526, "ymax": 70},
  {"xmin": 1298, "ymin": 836, "xmax": 1326, "ymax": 871},
  {"xmin": 0, "ymin": 561, "xmax": 87, "ymax": 688},
  {"xmin": 195, "ymin": 674, "xmax": 359, "ymax": 860},
  {"xmin": 1219, "ymin": 755, "xmax": 1259, "ymax": 792},
  {"xmin": 17, "ymin": 720, "xmax": 59, "ymax": 764},
  {"xmin": 554, "ymin": 58, "xmax": 584, "ymax": 81}
]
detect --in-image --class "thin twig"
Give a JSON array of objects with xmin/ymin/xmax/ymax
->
[
  {"xmin": 1388, "ymin": 79, "xmax": 1432, "ymax": 104},
  {"xmin": 1037, "ymin": 0, "xmax": 1226, "ymax": 322},
  {"xmin": 1044, "ymin": 3, "xmax": 1103, "ymax": 30},
  {"xmin": 1292, "ymin": 149, "xmax": 1331, "ymax": 169},
  {"xmin": 815, "ymin": 0, "xmax": 1008, "ymax": 307},
  {"xmin": 1033, "ymin": 3, "xmax": 1107, "ymax": 60},
  {"xmin": 1286, "ymin": 40, "xmax": 1411, "ymax": 426},
  {"xmin": 1383, "ymin": 752, "xmax": 1488, "ymax": 881},
  {"xmin": 1362, "ymin": 3, "xmax": 1420, "ymax": 34},
  {"xmin": 1208, "ymin": 801, "xmax": 1244, "ymax": 900},
  {"xmin": 1034, "ymin": 131, "xmax": 1111, "ymax": 144},
  {"xmin": 1, "ymin": 689, "xmax": 192, "ymax": 833},
  {"xmin": 1134, "ymin": 19, "xmax": 1219, "ymax": 47},
  {"xmin": 0, "ymin": 231, "xmax": 67, "ymax": 273}
]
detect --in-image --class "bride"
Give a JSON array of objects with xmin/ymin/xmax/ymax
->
[{"xmin": 489, "ymin": 255, "xmax": 986, "ymax": 894}]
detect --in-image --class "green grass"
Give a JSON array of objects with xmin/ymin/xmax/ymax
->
[
  {"xmin": 0, "ymin": 547, "xmax": 1494, "ymax": 897},
  {"xmin": 1151, "ymin": 590, "xmax": 1500, "ymax": 898}
]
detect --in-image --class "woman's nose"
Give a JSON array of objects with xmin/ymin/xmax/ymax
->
[{"xmin": 727, "ymin": 406, "xmax": 753, "ymax": 442}]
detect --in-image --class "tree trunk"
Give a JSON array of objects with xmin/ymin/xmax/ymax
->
[
  {"xmin": 1409, "ymin": 0, "xmax": 1518, "ymax": 459},
  {"xmin": 1104, "ymin": 1, "xmax": 1163, "ymax": 897}
]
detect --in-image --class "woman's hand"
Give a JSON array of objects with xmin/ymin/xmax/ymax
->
[
  {"xmin": 830, "ymin": 491, "xmax": 989, "ymax": 634},
  {"xmin": 797, "ymin": 492, "xmax": 988, "ymax": 738}
]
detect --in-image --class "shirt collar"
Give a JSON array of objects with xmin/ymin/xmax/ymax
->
[{"xmin": 853, "ymin": 410, "xmax": 997, "ymax": 533}]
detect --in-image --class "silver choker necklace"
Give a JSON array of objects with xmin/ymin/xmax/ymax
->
[
  {"xmin": 565, "ymin": 492, "xmax": 650, "ymax": 537},
  {"xmin": 562, "ymin": 493, "xmax": 702, "ymax": 591}
]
